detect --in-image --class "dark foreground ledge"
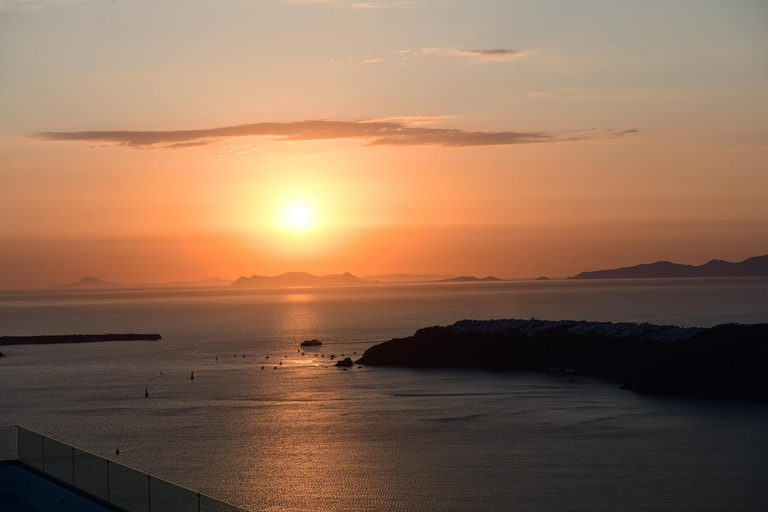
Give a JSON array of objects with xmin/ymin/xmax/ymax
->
[
  {"xmin": 356, "ymin": 319, "xmax": 768, "ymax": 401},
  {"xmin": 0, "ymin": 334, "xmax": 162, "ymax": 346}
]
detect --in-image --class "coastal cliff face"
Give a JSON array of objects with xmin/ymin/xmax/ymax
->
[{"xmin": 356, "ymin": 319, "xmax": 768, "ymax": 401}]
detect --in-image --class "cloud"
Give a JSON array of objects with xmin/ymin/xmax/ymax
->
[
  {"xmin": 0, "ymin": 0, "xmax": 83, "ymax": 11},
  {"xmin": 455, "ymin": 49, "xmax": 524, "ymax": 61},
  {"xmin": 394, "ymin": 47, "xmax": 525, "ymax": 64},
  {"xmin": 616, "ymin": 128, "xmax": 639, "ymax": 136},
  {"xmin": 35, "ymin": 119, "xmax": 568, "ymax": 150},
  {"xmin": 285, "ymin": 0, "xmax": 412, "ymax": 8}
]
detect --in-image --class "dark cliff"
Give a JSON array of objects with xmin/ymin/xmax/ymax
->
[{"xmin": 357, "ymin": 319, "xmax": 768, "ymax": 401}]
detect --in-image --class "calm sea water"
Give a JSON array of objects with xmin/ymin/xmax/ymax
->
[{"xmin": 1, "ymin": 278, "xmax": 767, "ymax": 511}]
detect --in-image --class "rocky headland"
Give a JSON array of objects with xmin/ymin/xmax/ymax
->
[{"xmin": 356, "ymin": 319, "xmax": 768, "ymax": 401}]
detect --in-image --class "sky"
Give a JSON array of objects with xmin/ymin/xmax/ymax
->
[{"xmin": 1, "ymin": 0, "xmax": 767, "ymax": 288}]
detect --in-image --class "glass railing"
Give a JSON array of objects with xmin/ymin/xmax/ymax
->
[{"xmin": 1, "ymin": 425, "xmax": 248, "ymax": 512}]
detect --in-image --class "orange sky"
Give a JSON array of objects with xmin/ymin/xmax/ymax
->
[{"xmin": 1, "ymin": 1, "xmax": 767, "ymax": 288}]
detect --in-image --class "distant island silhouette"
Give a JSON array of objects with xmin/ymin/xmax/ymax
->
[
  {"xmin": 435, "ymin": 276, "xmax": 502, "ymax": 283},
  {"xmin": 356, "ymin": 318, "xmax": 768, "ymax": 401},
  {"xmin": 568, "ymin": 254, "xmax": 768, "ymax": 279},
  {"xmin": 361, "ymin": 274, "xmax": 455, "ymax": 283},
  {"xmin": 232, "ymin": 272, "xmax": 365, "ymax": 287},
  {"xmin": 45, "ymin": 273, "xmax": 505, "ymax": 289},
  {"xmin": 49, "ymin": 256, "xmax": 768, "ymax": 290},
  {"xmin": 47, "ymin": 277, "xmax": 232, "ymax": 289},
  {"xmin": 48, "ymin": 277, "xmax": 121, "ymax": 288}
]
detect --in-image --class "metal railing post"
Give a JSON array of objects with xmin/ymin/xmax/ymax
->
[
  {"xmin": 41, "ymin": 435, "xmax": 45, "ymax": 471},
  {"xmin": 72, "ymin": 447, "xmax": 75, "ymax": 485},
  {"xmin": 148, "ymin": 475, "xmax": 151, "ymax": 511},
  {"xmin": 198, "ymin": 493, "xmax": 201, "ymax": 512}
]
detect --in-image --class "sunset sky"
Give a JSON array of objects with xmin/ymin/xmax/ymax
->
[{"xmin": 1, "ymin": 0, "xmax": 767, "ymax": 288}]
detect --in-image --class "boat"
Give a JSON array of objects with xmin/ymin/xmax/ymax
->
[{"xmin": 300, "ymin": 339, "xmax": 322, "ymax": 347}]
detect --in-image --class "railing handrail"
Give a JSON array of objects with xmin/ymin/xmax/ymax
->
[{"xmin": 7, "ymin": 424, "xmax": 249, "ymax": 512}]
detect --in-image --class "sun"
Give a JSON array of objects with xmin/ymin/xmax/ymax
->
[{"xmin": 281, "ymin": 202, "xmax": 315, "ymax": 231}]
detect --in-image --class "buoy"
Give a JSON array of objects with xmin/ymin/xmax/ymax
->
[
  {"xmin": 115, "ymin": 448, "xmax": 120, "ymax": 455},
  {"xmin": 190, "ymin": 371, "xmax": 195, "ymax": 380},
  {"xmin": 145, "ymin": 388, "xmax": 149, "ymax": 398}
]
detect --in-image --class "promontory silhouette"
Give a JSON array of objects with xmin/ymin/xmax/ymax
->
[
  {"xmin": 568, "ymin": 254, "xmax": 768, "ymax": 279},
  {"xmin": 356, "ymin": 318, "xmax": 768, "ymax": 401}
]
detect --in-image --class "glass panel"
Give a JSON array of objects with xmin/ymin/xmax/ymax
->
[
  {"xmin": 150, "ymin": 477, "xmax": 199, "ymax": 512},
  {"xmin": 16, "ymin": 427, "xmax": 44, "ymax": 471},
  {"xmin": 108, "ymin": 461, "xmax": 150, "ymax": 512},
  {"xmin": 201, "ymin": 494, "xmax": 248, "ymax": 512},
  {"xmin": 73, "ymin": 448, "xmax": 109, "ymax": 501},
  {"xmin": 0, "ymin": 425, "xmax": 15, "ymax": 461},
  {"xmin": 43, "ymin": 437, "xmax": 73, "ymax": 484}
]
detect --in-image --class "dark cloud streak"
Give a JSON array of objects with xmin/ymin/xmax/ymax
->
[
  {"xmin": 35, "ymin": 119, "xmax": 557, "ymax": 149},
  {"xmin": 457, "ymin": 49, "xmax": 523, "ymax": 60}
]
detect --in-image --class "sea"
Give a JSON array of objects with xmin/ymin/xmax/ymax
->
[{"xmin": 1, "ymin": 278, "xmax": 767, "ymax": 511}]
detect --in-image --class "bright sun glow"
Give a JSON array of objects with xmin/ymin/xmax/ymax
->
[{"xmin": 282, "ymin": 203, "xmax": 315, "ymax": 231}]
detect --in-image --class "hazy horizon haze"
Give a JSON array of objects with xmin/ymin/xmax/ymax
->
[{"xmin": 1, "ymin": 0, "xmax": 767, "ymax": 288}]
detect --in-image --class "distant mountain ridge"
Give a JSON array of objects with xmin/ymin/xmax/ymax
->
[
  {"xmin": 436, "ymin": 276, "xmax": 502, "ymax": 283},
  {"xmin": 232, "ymin": 272, "xmax": 365, "ymax": 287},
  {"xmin": 569, "ymin": 255, "xmax": 768, "ymax": 280},
  {"xmin": 362, "ymin": 273, "xmax": 454, "ymax": 283}
]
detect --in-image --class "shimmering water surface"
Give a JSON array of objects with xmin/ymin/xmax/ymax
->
[{"xmin": 1, "ymin": 278, "xmax": 767, "ymax": 511}]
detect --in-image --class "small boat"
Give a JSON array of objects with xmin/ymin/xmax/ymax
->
[{"xmin": 301, "ymin": 339, "xmax": 322, "ymax": 347}]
